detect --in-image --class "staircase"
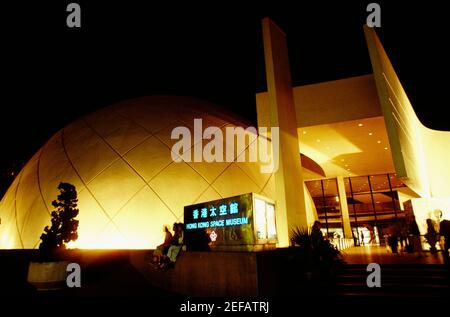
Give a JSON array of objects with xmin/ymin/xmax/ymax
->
[{"xmin": 334, "ymin": 263, "xmax": 450, "ymax": 301}]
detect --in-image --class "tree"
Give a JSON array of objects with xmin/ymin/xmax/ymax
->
[{"xmin": 39, "ymin": 182, "xmax": 79, "ymax": 261}]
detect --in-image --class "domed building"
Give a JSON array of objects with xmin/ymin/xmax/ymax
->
[
  {"xmin": 6, "ymin": 25, "xmax": 441, "ymax": 253},
  {"xmin": 0, "ymin": 96, "xmax": 309, "ymax": 249}
]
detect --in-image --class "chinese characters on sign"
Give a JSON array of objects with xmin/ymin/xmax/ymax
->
[{"xmin": 186, "ymin": 201, "xmax": 248, "ymax": 230}]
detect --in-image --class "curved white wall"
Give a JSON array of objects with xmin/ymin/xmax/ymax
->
[
  {"xmin": 365, "ymin": 26, "xmax": 450, "ymax": 200},
  {"xmin": 0, "ymin": 96, "xmax": 278, "ymax": 249}
]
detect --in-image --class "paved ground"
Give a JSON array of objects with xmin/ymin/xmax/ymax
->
[{"xmin": 342, "ymin": 245, "xmax": 445, "ymax": 264}]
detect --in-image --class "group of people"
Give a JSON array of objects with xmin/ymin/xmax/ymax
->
[
  {"xmin": 151, "ymin": 222, "xmax": 184, "ymax": 269},
  {"xmin": 384, "ymin": 216, "xmax": 450, "ymax": 261},
  {"xmin": 424, "ymin": 217, "xmax": 450, "ymax": 264},
  {"xmin": 358, "ymin": 229, "xmax": 376, "ymax": 246}
]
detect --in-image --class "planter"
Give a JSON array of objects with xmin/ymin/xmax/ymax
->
[{"xmin": 27, "ymin": 261, "xmax": 69, "ymax": 290}]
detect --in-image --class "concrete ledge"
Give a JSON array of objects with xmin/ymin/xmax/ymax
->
[
  {"xmin": 131, "ymin": 251, "xmax": 260, "ymax": 296},
  {"xmin": 130, "ymin": 249, "xmax": 312, "ymax": 296}
]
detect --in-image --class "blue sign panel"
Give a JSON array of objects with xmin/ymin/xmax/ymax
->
[{"xmin": 184, "ymin": 193, "xmax": 255, "ymax": 249}]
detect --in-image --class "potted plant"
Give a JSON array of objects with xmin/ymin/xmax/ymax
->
[
  {"xmin": 289, "ymin": 226, "xmax": 344, "ymax": 288},
  {"xmin": 27, "ymin": 182, "xmax": 79, "ymax": 290}
]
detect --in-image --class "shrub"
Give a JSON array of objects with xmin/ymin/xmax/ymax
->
[
  {"xmin": 38, "ymin": 182, "xmax": 79, "ymax": 261},
  {"xmin": 290, "ymin": 226, "xmax": 344, "ymax": 283}
]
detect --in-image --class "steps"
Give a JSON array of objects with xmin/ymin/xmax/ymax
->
[{"xmin": 334, "ymin": 263, "xmax": 450, "ymax": 299}]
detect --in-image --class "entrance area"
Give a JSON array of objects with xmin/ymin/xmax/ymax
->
[{"xmin": 306, "ymin": 173, "xmax": 407, "ymax": 248}]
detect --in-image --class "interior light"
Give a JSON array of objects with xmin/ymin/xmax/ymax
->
[{"xmin": 358, "ymin": 123, "xmax": 363, "ymax": 127}]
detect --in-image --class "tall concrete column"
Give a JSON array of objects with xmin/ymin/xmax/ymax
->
[
  {"xmin": 262, "ymin": 18, "xmax": 308, "ymax": 247},
  {"xmin": 337, "ymin": 176, "xmax": 352, "ymax": 239}
]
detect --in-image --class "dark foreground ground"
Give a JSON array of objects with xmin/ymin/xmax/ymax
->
[{"xmin": 1, "ymin": 248, "xmax": 449, "ymax": 315}]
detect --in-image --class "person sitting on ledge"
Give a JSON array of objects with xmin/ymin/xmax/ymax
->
[
  {"xmin": 151, "ymin": 225, "xmax": 173, "ymax": 266},
  {"xmin": 159, "ymin": 222, "xmax": 184, "ymax": 269}
]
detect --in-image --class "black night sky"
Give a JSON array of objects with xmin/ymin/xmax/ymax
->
[{"xmin": 2, "ymin": 1, "xmax": 449, "ymax": 189}]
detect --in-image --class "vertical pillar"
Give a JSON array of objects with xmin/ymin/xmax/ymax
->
[
  {"xmin": 337, "ymin": 176, "xmax": 352, "ymax": 239},
  {"xmin": 262, "ymin": 18, "xmax": 308, "ymax": 247}
]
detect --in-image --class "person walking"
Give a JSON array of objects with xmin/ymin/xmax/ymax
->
[
  {"xmin": 439, "ymin": 219, "xmax": 450, "ymax": 265},
  {"xmin": 425, "ymin": 218, "xmax": 438, "ymax": 253},
  {"xmin": 360, "ymin": 230, "xmax": 365, "ymax": 246}
]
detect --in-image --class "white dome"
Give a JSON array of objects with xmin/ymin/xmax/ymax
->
[{"xmin": 0, "ymin": 96, "xmax": 275, "ymax": 249}]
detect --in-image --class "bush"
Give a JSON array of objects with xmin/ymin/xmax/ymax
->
[
  {"xmin": 289, "ymin": 227, "xmax": 344, "ymax": 283},
  {"xmin": 38, "ymin": 182, "xmax": 79, "ymax": 261}
]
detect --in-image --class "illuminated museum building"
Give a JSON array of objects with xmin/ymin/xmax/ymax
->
[{"xmin": 1, "ymin": 25, "xmax": 449, "ymax": 250}]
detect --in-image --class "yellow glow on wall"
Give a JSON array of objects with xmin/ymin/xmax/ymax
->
[
  {"xmin": 0, "ymin": 230, "xmax": 16, "ymax": 249},
  {"xmin": 254, "ymin": 198, "xmax": 268, "ymax": 240},
  {"xmin": 0, "ymin": 96, "xmax": 279, "ymax": 250},
  {"xmin": 266, "ymin": 203, "xmax": 277, "ymax": 240},
  {"xmin": 422, "ymin": 128, "xmax": 450, "ymax": 197},
  {"xmin": 365, "ymin": 26, "xmax": 450, "ymax": 199}
]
